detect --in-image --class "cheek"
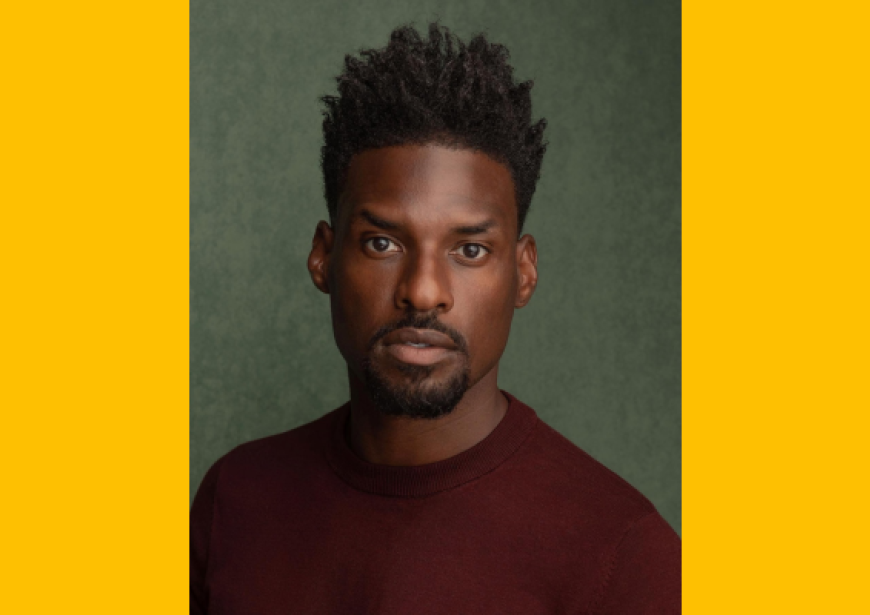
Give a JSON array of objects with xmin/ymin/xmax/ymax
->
[
  {"xmin": 330, "ymin": 257, "xmax": 397, "ymax": 357},
  {"xmin": 457, "ymin": 267, "xmax": 517, "ymax": 368}
]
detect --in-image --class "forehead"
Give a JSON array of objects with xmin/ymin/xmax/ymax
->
[{"xmin": 337, "ymin": 145, "xmax": 517, "ymax": 231}]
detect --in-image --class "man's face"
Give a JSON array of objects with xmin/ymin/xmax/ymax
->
[{"xmin": 308, "ymin": 145, "xmax": 537, "ymax": 418}]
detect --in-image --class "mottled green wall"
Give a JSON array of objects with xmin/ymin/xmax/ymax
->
[{"xmin": 191, "ymin": 0, "xmax": 681, "ymax": 534}]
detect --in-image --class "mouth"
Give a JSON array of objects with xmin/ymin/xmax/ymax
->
[
  {"xmin": 379, "ymin": 327, "xmax": 459, "ymax": 366},
  {"xmin": 385, "ymin": 344, "xmax": 451, "ymax": 366}
]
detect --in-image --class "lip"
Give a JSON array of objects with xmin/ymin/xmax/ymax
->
[
  {"xmin": 381, "ymin": 328, "xmax": 458, "ymax": 350},
  {"xmin": 385, "ymin": 344, "xmax": 452, "ymax": 366},
  {"xmin": 380, "ymin": 327, "xmax": 458, "ymax": 366}
]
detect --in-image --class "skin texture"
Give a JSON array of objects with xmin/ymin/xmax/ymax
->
[{"xmin": 308, "ymin": 144, "xmax": 538, "ymax": 466}]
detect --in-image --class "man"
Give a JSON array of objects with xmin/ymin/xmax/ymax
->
[{"xmin": 191, "ymin": 23, "xmax": 680, "ymax": 614}]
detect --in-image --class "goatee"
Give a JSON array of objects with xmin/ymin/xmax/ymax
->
[{"xmin": 362, "ymin": 312, "xmax": 470, "ymax": 419}]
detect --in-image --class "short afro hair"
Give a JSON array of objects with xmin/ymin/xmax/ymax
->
[{"xmin": 320, "ymin": 22, "xmax": 548, "ymax": 234}]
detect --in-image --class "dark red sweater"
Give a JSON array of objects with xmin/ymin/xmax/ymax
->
[{"xmin": 190, "ymin": 392, "xmax": 680, "ymax": 614}]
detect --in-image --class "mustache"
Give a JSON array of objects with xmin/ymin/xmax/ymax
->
[{"xmin": 368, "ymin": 311, "xmax": 468, "ymax": 354}]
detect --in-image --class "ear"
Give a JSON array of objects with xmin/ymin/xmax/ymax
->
[
  {"xmin": 308, "ymin": 221, "xmax": 335, "ymax": 294},
  {"xmin": 515, "ymin": 234, "xmax": 538, "ymax": 308}
]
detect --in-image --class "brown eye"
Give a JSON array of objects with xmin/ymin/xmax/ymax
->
[
  {"xmin": 460, "ymin": 244, "xmax": 486, "ymax": 259},
  {"xmin": 364, "ymin": 237, "xmax": 399, "ymax": 253},
  {"xmin": 372, "ymin": 238, "xmax": 390, "ymax": 252}
]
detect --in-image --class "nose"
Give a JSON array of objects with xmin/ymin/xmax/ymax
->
[{"xmin": 394, "ymin": 251, "xmax": 454, "ymax": 312}]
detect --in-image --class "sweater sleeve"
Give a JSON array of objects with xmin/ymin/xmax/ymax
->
[
  {"xmin": 593, "ymin": 511, "xmax": 682, "ymax": 614},
  {"xmin": 190, "ymin": 457, "xmax": 225, "ymax": 615}
]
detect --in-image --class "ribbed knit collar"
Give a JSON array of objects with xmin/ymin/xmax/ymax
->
[{"xmin": 325, "ymin": 391, "xmax": 538, "ymax": 498}]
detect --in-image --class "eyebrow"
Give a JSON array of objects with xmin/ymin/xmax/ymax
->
[
  {"xmin": 357, "ymin": 209, "xmax": 497, "ymax": 235},
  {"xmin": 358, "ymin": 210, "xmax": 400, "ymax": 230},
  {"xmin": 453, "ymin": 220, "xmax": 497, "ymax": 235}
]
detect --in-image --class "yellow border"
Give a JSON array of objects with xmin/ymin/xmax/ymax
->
[
  {"xmin": 3, "ymin": 1, "xmax": 869, "ymax": 612},
  {"xmin": 684, "ymin": 1, "xmax": 868, "ymax": 612},
  {"xmin": 2, "ymin": 2, "xmax": 188, "ymax": 612}
]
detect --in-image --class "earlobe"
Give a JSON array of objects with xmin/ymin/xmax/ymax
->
[
  {"xmin": 515, "ymin": 234, "xmax": 538, "ymax": 308},
  {"xmin": 308, "ymin": 221, "xmax": 335, "ymax": 295}
]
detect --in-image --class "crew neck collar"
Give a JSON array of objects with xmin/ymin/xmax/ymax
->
[{"xmin": 325, "ymin": 391, "xmax": 538, "ymax": 498}]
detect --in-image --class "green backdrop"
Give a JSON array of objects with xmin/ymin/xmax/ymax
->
[{"xmin": 191, "ymin": 0, "xmax": 681, "ymax": 535}]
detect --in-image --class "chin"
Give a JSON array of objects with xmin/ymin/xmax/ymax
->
[{"xmin": 361, "ymin": 356, "xmax": 470, "ymax": 420}]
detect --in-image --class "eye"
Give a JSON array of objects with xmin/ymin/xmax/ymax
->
[
  {"xmin": 364, "ymin": 237, "xmax": 400, "ymax": 254},
  {"xmin": 456, "ymin": 243, "xmax": 489, "ymax": 260}
]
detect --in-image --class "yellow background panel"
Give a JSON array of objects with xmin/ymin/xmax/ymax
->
[
  {"xmin": 684, "ymin": 1, "xmax": 869, "ymax": 612},
  {"xmin": 1, "ymin": 1, "xmax": 868, "ymax": 612},
  {"xmin": 1, "ymin": 2, "xmax": 188, "ymax": 612}
]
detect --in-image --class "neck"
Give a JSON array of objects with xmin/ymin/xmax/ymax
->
[{"xmin": 346, "ymin": 366, "xmax": 508, "ymax": 466}]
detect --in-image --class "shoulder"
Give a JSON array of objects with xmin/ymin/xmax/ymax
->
[
  {"xmin": 197, "ymin": 408, "xmax": 341, "ymax": 502},
  {"xmin": 591, "ymin": 509, "xmax": 681, "ymax": 613},
  {"xmin": 524, "ymin": 415, "xmax": 657, "ymax": 517},
  {"xmin": 515, "ymin": 402, "xmax": 681, "ymax": 611},
  {"xmin": 501, "ymin": 397, "xmax": 675, "ymax": 542}
]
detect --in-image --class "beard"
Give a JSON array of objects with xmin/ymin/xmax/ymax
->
[{"xmin": 361, "ymin": 312, "xmax": 470, "ymax": 420}]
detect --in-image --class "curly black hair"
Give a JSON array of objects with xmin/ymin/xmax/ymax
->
[{"xmin": 320, "ymin": 22, "xmax": 548, "ymax": 234}]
